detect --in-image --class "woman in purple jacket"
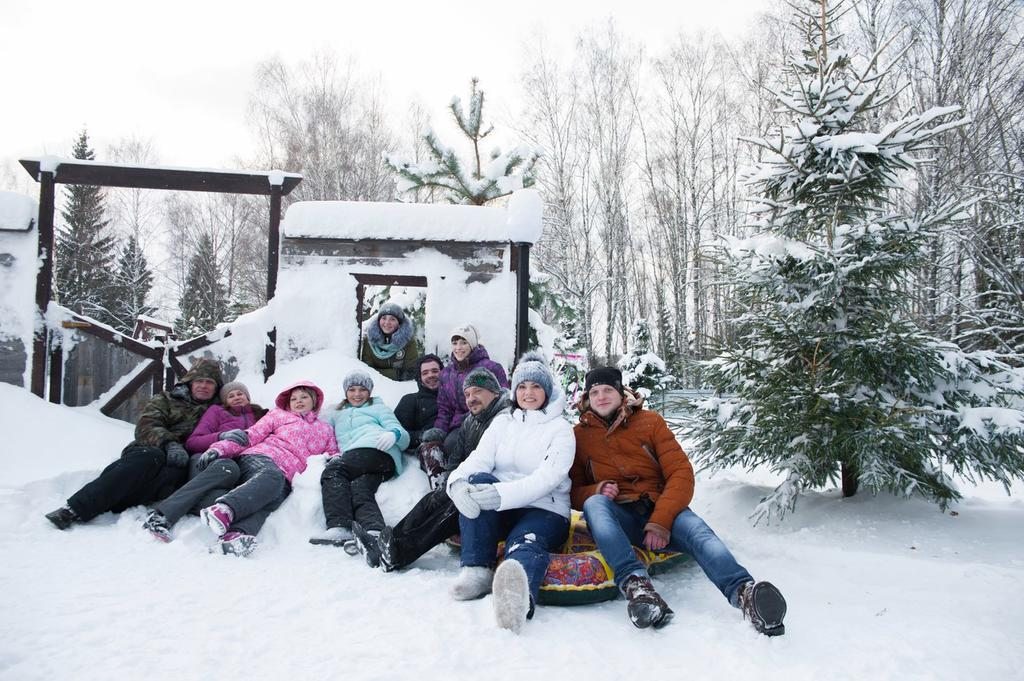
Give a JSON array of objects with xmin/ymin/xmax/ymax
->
[
  {"xmin": 431, "ymin": 325, "xmax": 508, "ymax": 448},
  {"xmin": 141, "ymin": 381, "xmax": 266, "ymax": 542}
]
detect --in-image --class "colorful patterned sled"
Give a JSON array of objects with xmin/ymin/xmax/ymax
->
[{"xmin": 448, "ymin": 510, "xmax": 689, "ymax": 606}]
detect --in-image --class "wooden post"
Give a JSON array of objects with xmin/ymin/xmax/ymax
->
[
  {"xmin": 264, "ymin": 185, "xmax": 282, "ymax": 382},
  {"xmin": 30, "ymin": 170, "xmax": 56, "ymax": 398},
  {"xmin": 48, "ymin": 337, "xmax": 63, "ymax": 404},
  {"xmin": 515, "ymin": 242, "xmax": 531, "ymax": 359}
]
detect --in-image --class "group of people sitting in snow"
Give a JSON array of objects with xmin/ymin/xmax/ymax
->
[{"xmin": 44, "ymin": 303, "xmax": 787, "ymax": 636}]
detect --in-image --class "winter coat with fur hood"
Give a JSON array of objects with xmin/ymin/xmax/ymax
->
[
  {"xmin": 209, "ymin": 381, "xmax": 338, "ymax": 482},
  {"xmin": 570, "ymin": 389, "xmax": 695, "ymax": 542},
  {"xmin": 321, "ymin": 397, "xmax": 410, "ymax": 475},
  {"xmin": 360, "ymin": 310, "xmax": 423, "ymax": 381},
  {"xmin": 447, "ymin": 387, "xmax": 575, "ymax": 518}
]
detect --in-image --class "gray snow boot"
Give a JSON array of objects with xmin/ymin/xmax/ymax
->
[
  {"xmin": 492, "ymin": 560, "xmax": 531, "ymax": 634},
  {"xmin": 45, "ymin": 505, "xmax": 79, "ymax": 530}
]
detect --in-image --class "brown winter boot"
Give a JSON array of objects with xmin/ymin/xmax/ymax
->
[
  {"xmin": 622, "ymin": 574, "xmax": 674, "ymax": 629},
  {"xmin": 738, "ymin": 580, "xmax": 787, "ymax": 637}
]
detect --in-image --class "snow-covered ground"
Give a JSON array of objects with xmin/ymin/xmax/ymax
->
[{"xmin": 1, "ymin": 373, "xmax": 1022, "ymax": 681}]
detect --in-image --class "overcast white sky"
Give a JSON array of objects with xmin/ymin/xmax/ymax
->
[{"xmin": 1, "ymin": 0, "xmax": 771, "ymax": 178}]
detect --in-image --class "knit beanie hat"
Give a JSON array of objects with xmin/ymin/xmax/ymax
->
[
  {"xmin": 510, "ymin": 351, "xmax": 555, "ymax": 406},
  {"xmin": 343, "ymin": 370, "xmax": 374, "ymax": 394},
  {"xmin": 584, "ymin": 367, "xmax": 624, "ymax": 394},
  {"xmin": 219, "ymin": 381, "xmax": 251, "ymax": 403},
  {"xmin": 450, "ymin": 323, "xmax": 480, "ymax": 350},
  {"xmin": 377, "ymin": 302, "xmax": 406, "ymax": 325},
  {"xmin": 462, "ymin": 367, "xmax": 502, "ymax": 395}
]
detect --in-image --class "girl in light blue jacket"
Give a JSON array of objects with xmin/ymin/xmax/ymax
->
[{"xmin": 310, "ymin": 370, "xmax": 410, "ymax": 547}]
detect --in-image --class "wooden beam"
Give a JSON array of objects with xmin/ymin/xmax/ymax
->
[
  {"xmin": 48, "ymin": 340, "xmax": 63, "ymax": 404},
  {"xmin": 515, "ymin": 243, "xmax": 531, "ymax": 359},
  {"xmin": 62, "ymin": 313, "xmax": 164, "ymax": 359},
  {"xmin": 352, "ymin": 273, "xmax": 429, "ymax": 287},
  {"xmin": 30, "ymin": 170, "xmax": 56, "ymax": 398},
  {"xmin": 19, "ymin": 159, "xmax": 301, "ymax": 196},
  {"xmin": 174, "ymin": 328, "xmax": 233, "ymax": 355},
  {"xmin": 100, "ymin": 362, "xmax": 161, "ymax": 417}
]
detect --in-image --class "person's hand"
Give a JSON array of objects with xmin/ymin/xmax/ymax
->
[
  {"xmin": 218, "ymin": 429, "xmax": 249, "ymax": 446},
  {"xmin": 195, "ymin": 449, "xmax": 220, "ymax": 472},
  {"xmin": 447, "ymin": 479, "xmax": 481, "ymax": 519},
  {"xmin": 375, "ymin": 431, "xmax": 397, "ymax": 451},
  {"xmin": 164, "ymin": 442, "xmax": 189, "ymax": 468},
  {"xmin": 468, "ymin": 483, "xmax": 501, "ymax": 511},
  {"xmin": 421, "ymin": 428, "xmax": 445, "ymax": 444},
  {"xmin": 599, "ymin": 481, "xmax": 619, "ymax": 499},
  {"xmin": 643, "ymin": 530, "xmax": 669, "ymax": 551}
]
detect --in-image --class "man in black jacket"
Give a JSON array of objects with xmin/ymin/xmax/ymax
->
[
  {"xmin": 394, "ymin": 354, "xmax": 442, "ymax": 451},
  {"xmin": 352, "ymin": 367, "xmax": 509, "ymax": 571}
]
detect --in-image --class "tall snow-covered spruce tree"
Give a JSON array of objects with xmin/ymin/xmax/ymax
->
[
  {"xmin": 109, "ymin": 234, "xmax": 156, "ymax": 334},
  {"xmin": 386, "ymin": 78, "xmax": 540, "ymax": 205},
  {"xmin": 54, "ymin": 129, "xmax": 119, "ymax": 325},
  {"xmin": 176, "ymin": 233, "xmax": 227, "ymax": 338},
  {"xmin": 687, "ymin": 0, "xmax": 1024, "ymax": 522}
]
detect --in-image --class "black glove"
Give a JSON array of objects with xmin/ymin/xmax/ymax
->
[
  {"xmin": 164, "ymin": 442, "xmax": 189, "ymax": 468},
  {"xmin": 218, "ymin": 429, "xmax": 249, "ymax": 446},
  {"xmin": 421, "ymin": 428, "xmax": 446, "ymax": 444},
  {"xmin": 195, "ymin": 449, "xmax": 220, "ymax": 472}
]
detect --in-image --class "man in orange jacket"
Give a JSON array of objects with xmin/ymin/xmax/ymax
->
[{"xmin": 570, "ymin": 367, "xmax": 786, "ymax": 635}]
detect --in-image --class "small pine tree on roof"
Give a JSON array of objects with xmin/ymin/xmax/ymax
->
[{"xmin": 386, "ymin": 78, "xmax": 540, "ymax": 205}]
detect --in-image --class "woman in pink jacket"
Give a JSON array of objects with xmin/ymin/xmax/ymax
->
[{"xmin": 196, "ymin": 380, "xmax": 338, "ymax": 556}]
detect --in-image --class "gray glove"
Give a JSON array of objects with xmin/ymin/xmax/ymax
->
[
  {"xmin": 468, "ymin": 483, "xmax": 501, "ymax": 511},
  {"xmin": 218, "ymin": 429, "xmax": 249, "ymax": 446},
  {"xmin": 421, "ymin": 428, "xmax": 446, "ymax": 444},
  {"xmin": 195, "ymin": 449, "xmax": 220, "ymax": 472},
  {"xmin": 447, "ymin": 479, "xmax": 480, "ymax": 519},
  {"xmin": 164, "ymin": 442, "xmax": 189, "ymax": 468}
]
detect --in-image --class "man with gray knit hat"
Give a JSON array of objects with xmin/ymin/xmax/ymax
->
[{"xmin": 351, "ymin": 367, "xmax": 511, "ymax": 571}]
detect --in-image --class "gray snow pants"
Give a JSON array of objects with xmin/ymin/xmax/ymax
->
[
  {"xmin": 153, "ymin": 454, "xmax": 241, "ymax": 524},
  {"xmin": 215, "ymin": 455, "xmax": 291, "ymax": 537}
]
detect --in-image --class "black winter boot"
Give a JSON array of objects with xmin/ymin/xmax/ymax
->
[
  {"xmin": 351, "ymin": 521, "xmax": 383, "ymax": 568},
  {"xmin": 622, "ymin": 575, "xmax": 674, "ymax": 629},
  {"xmin": 738, "ymin": 580, "xmax": 787, "ymax": 637},
  {"xmin": 378, "ymin": 525, "xmax": 396, "ymax": 572},
  {"xmin": 45, "ymin": 505, "xmax": 79, "ymax": 530}
]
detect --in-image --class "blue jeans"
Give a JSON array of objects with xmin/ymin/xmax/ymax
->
[
  {"xmin": 582, "ymin": 494, "xmax": 752, "ymax": 605},
  {"xmin": 459, "ymin": 473, "xmax": 570, "ymax": 601}
]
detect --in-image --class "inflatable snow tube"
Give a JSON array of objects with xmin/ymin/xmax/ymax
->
[{"xmin": 448, "ymin": 511, "xmax": 689, "ymax": 606}]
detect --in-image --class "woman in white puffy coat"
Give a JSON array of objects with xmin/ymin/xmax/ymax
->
[{"xmin": 445, "ymin": 351, "xmax": 575, "ymax": 633}]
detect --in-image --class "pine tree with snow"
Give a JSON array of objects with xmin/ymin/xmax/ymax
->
[
  {"xmin": 386, "ymin": 78, "xmax": 540, "ymax": 205},
  {"xmin": 619, "ymin": 318, "xmax": 673, "ymax": 397},
  {"xmin": 108, "ymin": 234, "xmax": 156, "ymax": 334},
  {"xmin": 176, "ymin": 233, "xmax": 227, "ymax": 338},
  {"xmin": 686, "ymin": 0, "xmax": 1024, "ymax": 523},
  {"xmin": 54, "ymin": 129, "xmax": 118, "ymax": 325}
]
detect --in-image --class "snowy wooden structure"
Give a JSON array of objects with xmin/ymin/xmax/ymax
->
[
  {"xmin": 276, "ymin": 191, "xmax": 543, "ymax": 368},
  {"xmin": 16, "ymin": 157, "xmax": 301, "ymax": 405},
  {"xmin": 0, "ymin": 192, "xmax": 38, "ymax": 389}
]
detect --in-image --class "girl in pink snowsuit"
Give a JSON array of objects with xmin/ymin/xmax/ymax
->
[{"xmin": 197, "ymin": 381, "xmax": 338, "ymax": 556}]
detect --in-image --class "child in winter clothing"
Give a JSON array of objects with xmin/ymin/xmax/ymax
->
[
  {"xmin": 446, "ymin": 351, "xmax": 575, "ymax": 634},
  {"xmin": 197, "ymin": 381, "xmax": 338, "ymax": 557},
  {"xmin": 360, "ymin": 302, "xmax": 423, "ymax": 381},
  {"xmin": 311, "ymin": 370, "xmax": 409, "ymax": 547},
  {"xmin": 433, "ymin": 324, "xmax": 508, "ymax": 442},
  {"xmin": 140, "ymin": 381, "xmax": 267, "ymax": 542}
]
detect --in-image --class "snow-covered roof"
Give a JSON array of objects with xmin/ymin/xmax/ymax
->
[
  {"xmin": 282, "ymin": 189, "xmax": 543, "ymax": 244},
  {"xmin": 0, "ymin": 191, "xmax": 37, "ymax": 232}
]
